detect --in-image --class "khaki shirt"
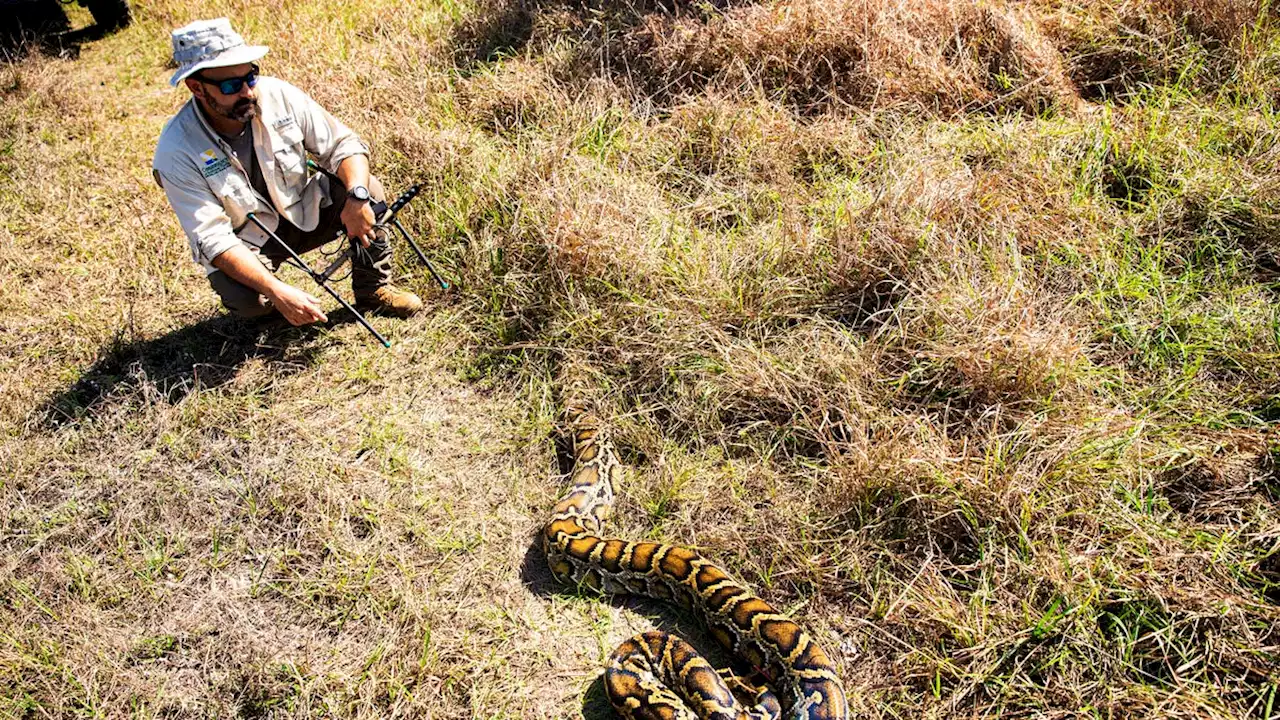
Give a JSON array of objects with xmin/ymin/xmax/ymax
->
[{"xmin": 152, "ymin": 76, "xmax": 367, "ymax": 275}]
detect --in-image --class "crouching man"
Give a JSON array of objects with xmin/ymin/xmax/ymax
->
[{"xmin": 152, "ymin": 18, "xmax": 422, "ymax": 325}]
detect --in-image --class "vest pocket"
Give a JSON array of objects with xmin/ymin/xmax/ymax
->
[{"xmin": 273, "ymin": 125, "xmax": 308, "ymax": 193}]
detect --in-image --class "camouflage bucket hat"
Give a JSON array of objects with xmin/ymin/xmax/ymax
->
[{"xmin": 169, "ymin": 18, "xmax": 268, "ymax": 87}]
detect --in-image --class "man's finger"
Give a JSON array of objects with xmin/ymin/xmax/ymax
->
[{"xmin": 310, "ymin": 297, "xmax": 328, "ymax": 323}]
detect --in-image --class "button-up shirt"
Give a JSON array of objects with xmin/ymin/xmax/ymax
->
[{"xmin": 152, "ymin": 76, "xmax": 367, "ymax": 275}]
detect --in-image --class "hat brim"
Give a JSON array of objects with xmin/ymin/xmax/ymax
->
[{"xmin": 170, "ymin": 44, "xmax": 269, "ymax": 87}]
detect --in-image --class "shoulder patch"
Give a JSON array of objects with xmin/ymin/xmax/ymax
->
[
  {"xmin": 201, "ymin": 158, "xmax": 232, "ymax": 178},
  {"xmin": 199, "ymin": 148, "xmax": 231, "ymax": 178}
]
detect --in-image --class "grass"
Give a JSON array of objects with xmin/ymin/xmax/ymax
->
[{"xmin": 3, "ymin": 0, "xmax": 1280, "ymax": 717}]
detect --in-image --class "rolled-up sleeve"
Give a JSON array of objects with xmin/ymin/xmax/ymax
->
[
  {"xmin": 281, "ymin": 81, "xmax": 368, "ymax": 174},
  {"xmin": 154, "ymin": 157, "xmax": 241, "ymax": 269}
]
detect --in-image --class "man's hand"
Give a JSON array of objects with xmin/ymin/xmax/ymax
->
[
  {"xmin": 267, "ymin": 282, "xmax": 328, "ymax": 326},
  {"xmin": 335, "ymin": 155, "xmax": 379, "ymax": 248},
  {"xmin": 341, "ymin": 198, "xmax": 377, "ymax": 248},
  {"xmin": 211, "ymin": 243, "xmax": 327, "ymax": 326}
]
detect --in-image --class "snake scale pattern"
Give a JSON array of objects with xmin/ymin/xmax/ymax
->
[{"xmin": 542, "ymin": 403, "xmax": 849, "ymax": 720}]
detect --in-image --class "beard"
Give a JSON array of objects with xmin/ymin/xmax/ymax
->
[{"xmin": 210, "ymin": 95, "xmax": 260, "ymax": 123}]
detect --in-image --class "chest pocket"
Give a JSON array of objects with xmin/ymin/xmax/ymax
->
[{"xmin": 272, "ymin": 123, "xmax": 308, "ymax": 202}]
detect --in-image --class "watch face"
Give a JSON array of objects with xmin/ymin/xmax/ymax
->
[{"xmin": 350, "ymin": 185, "xmax": 370, "ymax": 201}]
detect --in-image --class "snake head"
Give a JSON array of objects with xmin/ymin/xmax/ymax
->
[{"xmin": 563, "ymin": 400, "xmax": 596, "ymax": 427}]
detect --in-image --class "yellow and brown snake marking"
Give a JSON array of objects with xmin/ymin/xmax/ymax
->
[{"xmin": 543, "ymin": 403, "xmax": 849, "ymax": 720}]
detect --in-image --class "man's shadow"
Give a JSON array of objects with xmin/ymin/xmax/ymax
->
[
  {"xmin": 2, "ymin": 0, "xmax": 131, "ymax": 61},
  {"xmin": 37, "ymin": 313, "xmax": 335, "ymax": 428}
]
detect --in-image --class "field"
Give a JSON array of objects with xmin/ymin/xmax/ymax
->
[{"xmin": 3, "ymin": 0, "xmax": 1280, "ymax": 717}]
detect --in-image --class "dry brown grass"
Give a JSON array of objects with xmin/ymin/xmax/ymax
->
[
  {"xmin": 630, "ymin": 0, "xmax": 1084, "ymax": 114},
  {"xmin": 1040, "ymin": 0, "xmax": 1279, "ymax": 100},
  {"xmin": 454, "ymin": 0, "xmax": 1278, "ymax": 109}
]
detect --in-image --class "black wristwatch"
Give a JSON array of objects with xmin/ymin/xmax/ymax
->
[{"xmin": 347, "ymin": 185, "xmax": 370, "ymax": 203}]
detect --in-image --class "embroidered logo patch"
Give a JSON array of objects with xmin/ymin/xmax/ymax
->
[
  {"xmin": 199, "ymin": 149, "xmax": 231, "ymax": 177},
  {"xmin": 272, "ymin": 116, "xmax": 295, "ymax": 129},
  {"xmin": 200, "ymin": 157, "xmax": 231, "ymax": 178}
]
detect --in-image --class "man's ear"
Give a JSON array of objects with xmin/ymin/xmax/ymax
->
[{"xmin": 183, "ymin": 77, "xmax": 204, "ymax": 100}]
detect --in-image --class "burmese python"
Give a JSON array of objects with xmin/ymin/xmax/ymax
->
[{"xmin": 542, "ymin": 403, "xmax": 849, "ymax": 720}]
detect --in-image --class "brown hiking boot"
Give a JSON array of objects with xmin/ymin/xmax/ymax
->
[{"xmin": 355, "ymin": 285, "xmax": 424, "ymax": 318}]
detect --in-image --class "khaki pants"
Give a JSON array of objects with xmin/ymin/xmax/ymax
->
[{"xmin": 209, "ymin": 178, "xmax": 393, "ymax": 319}]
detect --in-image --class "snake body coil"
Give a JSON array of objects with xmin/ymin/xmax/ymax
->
[{"xmin": 542, "ymin": 404, "xmax": 848, "ymax": 720}]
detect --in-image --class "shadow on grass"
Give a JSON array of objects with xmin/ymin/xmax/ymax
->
[
  {"xmin": 35, "ymin": 310, "xmax": 370, "ymax": 429},
  {"xmin": 2, "ymin": 0, "xmax": 131, "ymax": 61},
  {"xmin": 581, "ymin": 675, "xmax": 613, "ymax": 720}
]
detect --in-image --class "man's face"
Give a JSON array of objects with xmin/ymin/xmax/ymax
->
[{"xmin": 186, "ymin": 63, "xmax": 259, "ymax": 123}]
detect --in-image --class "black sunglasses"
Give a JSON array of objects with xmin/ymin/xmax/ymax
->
[{"xmin": 195, "ymin": 64, "xmax": 259, "ymax": 95}]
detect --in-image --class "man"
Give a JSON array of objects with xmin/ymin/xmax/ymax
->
[{"xmin": 152, "ymin": 18, "xmax": 422, "ymax": 326}]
